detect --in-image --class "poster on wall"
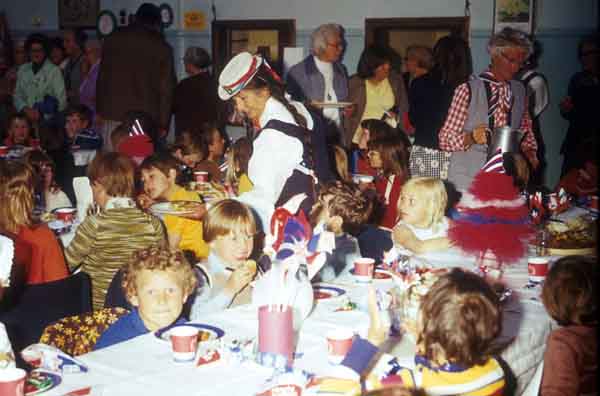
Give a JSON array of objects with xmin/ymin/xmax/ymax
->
[
  {"xmin": 184, "ymin": 11, "xmax": 207, "ymax": 31},
  {"xmin": 59, "ymin": 0, "xmax": 100, "ymax": 29},
  {"xmin": 493, "ymin": 0, "xmax": 535, "ymax": 35}
]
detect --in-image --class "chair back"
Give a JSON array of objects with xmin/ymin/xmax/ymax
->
[
  {"xmin": 73, "ymin": 177, "xmax": 93, "ymax": 222},
  {"xmin": 39, "ymin": 307, "xmax": 129, "ymax": 356},
  {"xmin": 0, "ymin": 272, "xmax": 92, "ymax": 352}
]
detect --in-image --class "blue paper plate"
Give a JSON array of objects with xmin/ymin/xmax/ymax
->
[
  {"xmin": 313, "ymin": 284, "xmax": 346, "ymax": 300},
  {"xmin": 155, "ymin": 323, "xmax": 225, "ymax": 342}
]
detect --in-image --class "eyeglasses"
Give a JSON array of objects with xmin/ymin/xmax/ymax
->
[
  {"xmin": 498, "ymin": 51, "xmax": 524, "ymax": 68},
  {"xmin": 326, "ymin": 41, "xmax": 343, "ymax": 50}
]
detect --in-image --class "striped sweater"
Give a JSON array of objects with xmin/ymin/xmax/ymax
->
[{"xmin": 65, "ymin": 207, "xmax": 166, "ymax": 310}]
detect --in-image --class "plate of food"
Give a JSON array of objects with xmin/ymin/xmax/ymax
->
[
  {"xmin": 311, "ymin": 101, "xmax": 353, "ymax": 109},
  {"xmin": 25, "ymin": 370, "xmax": 62, "ymax": 396},
  {"xmin": 313, "ymin": 284, "xmax": 346, "ymax": 300},
  {"xmin": 546, "ymin": 216, "xmax": 596, "ymax": 256},
  {"xmin": 150, "ymin": 200, "xmax": 203, "ymax": 216},
  {"xmin": 155, "ymin": 323, "xmax": 225, "ymax": 342}
]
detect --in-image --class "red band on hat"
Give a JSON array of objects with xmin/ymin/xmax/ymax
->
[{"xmin": 223, "ymin": 56, "xmax": 259, "ymax": 91}]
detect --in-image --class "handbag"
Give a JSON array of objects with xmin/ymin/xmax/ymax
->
[{"xmin": 409, "ymin": 145, "xmax": 452, "ymax": 179}]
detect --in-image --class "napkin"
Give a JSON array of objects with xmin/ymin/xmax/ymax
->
[{"xmin": 21, "ymin": 344, "xmax": 88, "ymax": 373}]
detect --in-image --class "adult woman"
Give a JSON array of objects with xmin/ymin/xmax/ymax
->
[
  {"xmin": 172, "ymin": 47, "xmax": 221, "ymax": 136},
  {"xmin": 13, "ymin": 33, "xmax": 66, "ymax": 126},
  {"xmin": 408, "ymin": 35, "xmax": 472, "ymax": 178},
  {"xmin": 64, "ymin": 152, "xmax": 166, "ymax": 310},
  {"xmin": 559, "ymin": 34, "xmax": 599, "ymax": 176},
  {"xmin": 344, "ymin": 45, "xmax": 409, "ymax": 150},
  {"xmin": 218, "ymin": 52, "xmax": 318, "ymax": 226}
]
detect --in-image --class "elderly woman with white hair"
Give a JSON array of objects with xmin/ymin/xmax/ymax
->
[
  {"xmin": 439, "ymin": 27, "xmax": 539, "ymax": 192},
  {"xmin": 286, "ymin": 23, "xmax": 349, "ymax": 140}
]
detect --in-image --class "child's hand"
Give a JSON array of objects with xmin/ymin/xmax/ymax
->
[
  {"xmin": 137, "ymin": 193, "xmax": 154, "ymax": 210},
  {"xmin": 367, "ymin": 286, "xmax": 387, "ymax": 346},
  {"xmin": 180, "ymin": 203, "xmax": 207, "ymax": 221},
  {"xmin": 392, "ymin": 225, "xmax": 419, "ymax": 249},
  {"xmin": 225, "ymin": 260, "xmax": 257, "ymax": 295}
]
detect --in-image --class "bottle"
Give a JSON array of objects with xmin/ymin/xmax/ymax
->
[{"xmin": 536, "ymin": 227, "xmax": 548, "ymax": 257}]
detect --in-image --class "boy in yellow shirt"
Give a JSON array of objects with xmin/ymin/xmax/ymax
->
[{"xmin": 139, "ymin": 152, "xmax": 209, "ymax": 260}]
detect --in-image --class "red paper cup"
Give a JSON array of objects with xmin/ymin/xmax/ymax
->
[
  {"xmin": 30, "ymin": 139, "xmax": 41, "ymax": 149},
  {"xmin": 326, "ymin": 328, "xmax": 354, "ymax": 364},
  {"xmin": 354, "ymin": 258, "xmax": 375, "ymax": 282},
  {"xmin": 194, "ymin": 171, "xmax": 209, "ymax": 183},
  {"xmin": 0, "ymin": 368, "xmax": 26, "ymax": 396},
  {"xmin": 54, "ymin": 207, "xmax": 77, "ymax": 224},
  {"xmin": 589, "ymin": 196, "xmax": 598, "ymax": 210},
  {"xmin": 528, "ymin": 257, "xmax": 549, "ymax": 283},
  {"xmin": 0, "ymin": 146, "xmax": 8, "ymax": 155},
  {"xmin": 258, "ymin": 305, "xmax": 294, "ymax": 366},
  {"xmin": 170, "ymin": 325, "xmax": 199, "ymax": 362}
]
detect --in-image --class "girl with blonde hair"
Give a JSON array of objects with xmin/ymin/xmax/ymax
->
[
  {"xmin": 0, "ymin": 161, "xmax": 68, "ymax": 284},
  {"xmin": 391, "ymin": 177, "xmax": 451, "ymax": 254}
]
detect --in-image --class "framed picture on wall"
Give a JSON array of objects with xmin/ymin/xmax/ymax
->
[
  {"xmin": 493, "ymin": 0, "xmax": 535, "ymax": 35},
  {"xmin": 59, "ymin": 0, "xmax": 100, "ymax": 29}
]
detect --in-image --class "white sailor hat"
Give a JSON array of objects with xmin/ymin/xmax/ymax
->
[{"xmin": 218, "ymin": 52, "xmax": 264, "ymax": 100}]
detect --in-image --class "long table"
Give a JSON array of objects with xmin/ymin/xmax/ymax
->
[{"xmin": 42, "ymin": 252, "xmax": 554, "ymax": 396}]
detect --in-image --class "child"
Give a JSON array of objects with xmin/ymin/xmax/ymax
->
[
  {"xmin": 540, "ymin": 255, "xmax": 597, "ymax": 396},
  {"xmin": 196, "ymin": 122, "xmax": 228, "ymax": 183},
  {"xmin": 138, "ymin": 152, "xmax": 209, "ymax": 260},
  {"xmin": 63, "ymin": 104, "xmax": 102, "ymax": 150},
  {"xmin": 24, "ymin": 150, "xmax": 71, "ymax": 212},
  {"xmin": 0, "ymin": 161, "xmax": 68, "ymax": 285},
  {"xmin": 341, "ymin": 269, "xmax": 505, "ymax": 395},
  {"xmin": 169, "ymin": 133, "xmax": 204, "ymax": 186},
  {"xmin": 4, "ymin": 112, "xmax": 33, "ymax": 146},
  {"xmin": 309, "ymin": 181, "xmax": 373, "ymax": 281},
  {"xmin": 111, "ymin": 122, "xmax": 154, "ymax": 166},
  {"xmin": 392, "ymin": 177, "xmax": 451, "ymax": 254},
  {"xmin": 352, "ymin": 119, "xmax": 395, "ymax": 176},
  {"xmin": 224, "ymin": 137, "xmax": 253, "ymax": 196},
  {"xmin": 367, "ymin": 136, "xmax": 409, "ymax": 229},
  {"xmin": 94, "ymin": 246, "xmax": 197, "ymax": 349},
  {"xmin": 332, "ymin": 144, "xmax": 352, "ymax": 183},
  {"xmin": 65, "ymin": 152, "xmax": 166, "ymax": 310},
  {"xmin": 190, "ymin": 199, "xmax": 258, "ymax": 318}
]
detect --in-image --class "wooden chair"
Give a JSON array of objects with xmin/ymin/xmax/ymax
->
[{"xmin": 39, "ymin": 307, "xmax": 130, "ymax": 356}]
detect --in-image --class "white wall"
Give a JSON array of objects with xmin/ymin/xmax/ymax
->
[{"xmin": 2, "ymin": 0, "xmax": 598, "ymax": 186}]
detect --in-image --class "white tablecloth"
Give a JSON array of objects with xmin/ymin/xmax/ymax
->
[{"xmin": 42, "ymin": 253, "xmax": 553, "ymax": 396}]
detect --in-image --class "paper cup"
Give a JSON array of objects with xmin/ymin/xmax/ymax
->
[
  {"xmin": 258, "ymin": 305, "xmax": 294, "ymax": 367},
  {"xmin": 194, "ymin": 171, "xmax": 209, "ymax": 183},
  {"xmin": 354, "ymin": 258, "xmax": 375, "ymax": 282},
  {"xmin": 170, "ymin": 326, "xmax": 199, "ymax": 362},
  {"xmin": 0, "ymin": 368, "xmax": 26, "ymax": 396},
  {"xmin": 0, "ymin": 146, "xmax": 8, "ymax": 155},
  {"xmin": 590, "ymin": 196, "xmax": 598, "ymax": 210},
  {"xmin": 326, "ymin": 328, "xmax": 354, "ymax": 364},
  {"xmin": 30, "ymin": 139, "xmax": 41, "ymax": 149},
  {"xmin": 54, "ymin": 207, "xmax": 77, "ymax": 224},
  {"xmin": 528, "ymin": 257, "xmax": 549, "ymax": 283}
]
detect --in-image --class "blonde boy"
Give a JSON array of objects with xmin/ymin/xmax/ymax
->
[
  {"xmin": 94, "ymin": 246, "xmax": 197, "ymax": 349},
  {"xmin": 190, "ymin": 199, "xmax": 257, "ymax": 318},
  {"xmin": 139, "ymin": 152, "xmax": 209, "ymax": 259},
  {"xmin": 392, "ymin": 177, "xmax": 451, "ymax": 254}
]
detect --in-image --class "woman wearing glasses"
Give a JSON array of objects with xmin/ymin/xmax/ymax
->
[{"xmin": 439, "ymin": 27, "xmax": 539, "ymax": 192}]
